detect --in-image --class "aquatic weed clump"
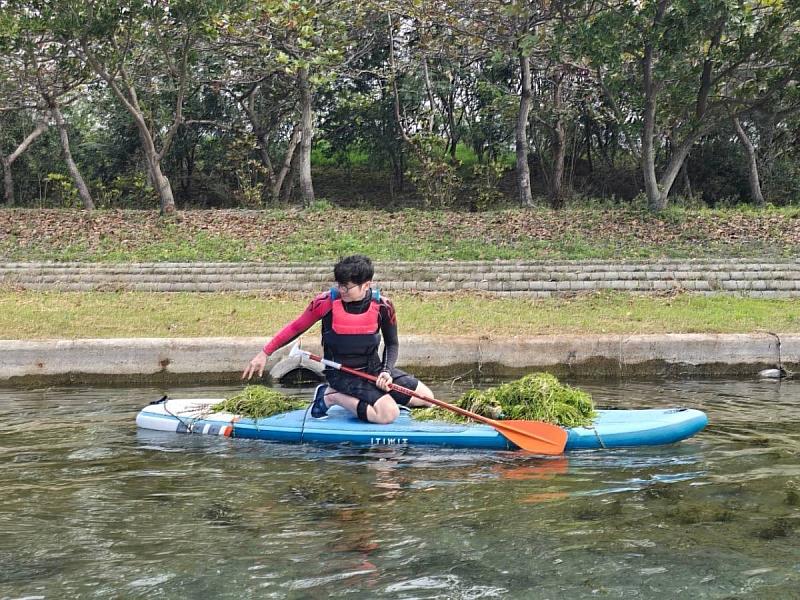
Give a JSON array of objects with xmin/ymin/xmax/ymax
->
[
  {"xmin": 413, "ymin": 373, "xmax": 596, "ymax": 427},
  {"xmin": 212, "ymin": 385, "xmax": 306, "ymax": 419}
]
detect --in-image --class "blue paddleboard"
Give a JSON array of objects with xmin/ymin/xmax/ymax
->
[{"xmin": 136, "ymin": 398, "xmax": 708, "ymax": 451}]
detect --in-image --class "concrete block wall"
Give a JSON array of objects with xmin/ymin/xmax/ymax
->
[{"xmin": 1, "ymin": 259, "xmax": 799, "ymax": 296}]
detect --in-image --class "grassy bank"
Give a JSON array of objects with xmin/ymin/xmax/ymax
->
[
  {"xmin": 1, "ymin": 206, "xmax": 799, "ymax": 262},
  {"xmin": 1, "ymin": 290, "xmax": 797, "ymax": 339}
]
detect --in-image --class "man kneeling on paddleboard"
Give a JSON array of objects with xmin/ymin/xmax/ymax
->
[{"xmin": 243, "ymin": 254, "xmax": 434, "ymax": 424}]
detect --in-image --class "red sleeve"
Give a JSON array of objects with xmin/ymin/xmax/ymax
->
[
  {"xmin": 380, "ymin": 297, "xmax": 397, "ymax": 325},
  {"xmin": 379, "ymin": 298, "xmax": 399, "ymax": 371},
  {"xmin": 263, "ymin": 292, "xmax": 332, "ymax": 355}
]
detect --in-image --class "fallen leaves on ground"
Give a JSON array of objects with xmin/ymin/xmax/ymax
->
[{"xmin": 1, "ymin": 207, "xmax": 798, "ymax": 260}]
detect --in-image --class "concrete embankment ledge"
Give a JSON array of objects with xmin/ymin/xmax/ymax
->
[{"xmin": 1, "ymin": 333, "xmax": 796, "ymax": 385}]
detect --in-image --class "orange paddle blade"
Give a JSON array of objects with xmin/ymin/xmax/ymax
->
[{"xmin": 490, "ymin": 419, "xmax": 568, "ymax": 455}]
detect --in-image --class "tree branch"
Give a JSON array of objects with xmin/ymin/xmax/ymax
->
[{"xmin": 6, "ymin": 120, "xmax": 49, "ymax": 165}]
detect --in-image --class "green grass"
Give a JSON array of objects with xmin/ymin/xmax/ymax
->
[
  {"xmin": 99, "ymin": 232, "xmax": 252, "ymax": 262},
  {"xmin": 0, "ymin": 290, "xmax": 796, "ymax": 339},
  {"xmin": 3, "ymin": 232, "xmax": 794, "ymax": 263},
  {"xmin": 311, "ymin": 141, "xmax": 373, "ymax": 167}
]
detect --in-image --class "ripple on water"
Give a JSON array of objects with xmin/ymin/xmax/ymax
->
[{"xmin": 0, "ymin": 380, "xmax": 799, "ymax": 598}]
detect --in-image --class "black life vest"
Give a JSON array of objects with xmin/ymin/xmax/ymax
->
[{"xmin": 321, "ymin": 287, "xmax": 383, "ymax": 369}]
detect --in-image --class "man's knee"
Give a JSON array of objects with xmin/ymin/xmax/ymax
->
[
  {"xmin": 371, "ymin": 396, "xmax": 400, "ymax": 424},
  {"xmin": 415, "ymin": 381, "xmax": 432, "ymax": 396},
  {"xmin": 408, "ymin": 381, "xmax": 434, "ymax": 407},
  {"xmin": 356, "ymin": 398, "xmax": 370, "ymax": 422}
]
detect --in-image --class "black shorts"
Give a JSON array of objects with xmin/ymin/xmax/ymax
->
[{"xmin": 325, "ymin": 367, "xmax": 420, "ymax": 406}]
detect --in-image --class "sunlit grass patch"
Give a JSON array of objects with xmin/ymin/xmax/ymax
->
[{"xmin": 0, "ymin": 290, "xmax": 796, "ymax": 339}]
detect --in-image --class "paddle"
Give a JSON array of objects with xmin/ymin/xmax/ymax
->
[{"xmin": 288, "ymin": 345, "xmax": 568, "ymax": 455}]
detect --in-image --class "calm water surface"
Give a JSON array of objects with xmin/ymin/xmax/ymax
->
[{"xmin": 1, "ymin": 378, "xmax": 799, "ymax": 599}]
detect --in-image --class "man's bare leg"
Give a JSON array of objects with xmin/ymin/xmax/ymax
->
[
  {"xmin": 404, "ymin": 381, "xmax": 435, "ymax": 408},
  {"xmin": 319, "ymin": 380, "xmax": 435, "ymax": 423}
]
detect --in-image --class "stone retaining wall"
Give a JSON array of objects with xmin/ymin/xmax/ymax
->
[
  {"xmin": 2, "ymin": 259, "xmax": 800, "ymax": 296},
  {"xmin": 0, "ymin": 333, "xmax": 796, "ymax": 384}
]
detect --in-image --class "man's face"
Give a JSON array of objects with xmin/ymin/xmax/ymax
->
[{"xmin": 337, "ymin": 281, "xmax": 370, "ymax": 302}]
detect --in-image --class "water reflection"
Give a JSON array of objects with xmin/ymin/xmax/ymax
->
[{"xmin": 0, "ymin": 378, "xmax": 798, "ymax": 598}]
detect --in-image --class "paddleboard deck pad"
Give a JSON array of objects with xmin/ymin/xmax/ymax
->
[{"xmin": 136, "ymin": 398, "xmax": 708, "ymax": 451}]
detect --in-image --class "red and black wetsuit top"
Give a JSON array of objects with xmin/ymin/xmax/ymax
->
[{"xmin": 263, "ymin": 288, "xmax": 399, "ymax": 372}]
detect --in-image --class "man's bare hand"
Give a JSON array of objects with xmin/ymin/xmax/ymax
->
[
  {"xmin": 243, "ymin": 351, "xmax": 268, "ymax": 380},
  {"xmin": 375, "ymin": 371, "xmax": 393, "ymax": 392}
]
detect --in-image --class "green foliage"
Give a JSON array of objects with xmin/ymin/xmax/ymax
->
[
  {"xmin": 414, "ymin": 373, "xmax": 597, "ymax": 428},
  {"xmin": 0, "ymin": 0, "xmax": 798, "ymax": 210},
  {"xmin": 45, "ymin": 173, "xmax": 80, "ymax": 208},
  {"xmin": 311, "ymin": 140, "xmax": 371, "ymax": 168},
  {"xmin": 454, "ymin": 144, "xmax": 480, "ymax": 168},
  {"xmin": 234, "ymin": 158, "xmax": 269, "ymax": 209},
  {"xmin": 762, "ymin": 152, "xmax": 800, "ymax": 207},
  {"xmin": 212, "ymin": 385, "xmax": 306, "ymax": 420},
  {"xmin": 471, "ymin": 159, "xmax": 508, "ymax": 210},
  {"xmin": 406, "ymin": 135, "xmax": 463, "ymax": 208}
]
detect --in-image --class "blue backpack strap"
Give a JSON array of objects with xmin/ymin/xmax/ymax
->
[{"xmin": 329, "ymin": 286, "xmax": 379, "ymax": 302}]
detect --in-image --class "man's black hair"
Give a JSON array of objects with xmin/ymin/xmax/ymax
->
[{"xmin": 334, "ymin": 254, "xmax": 374, "ymax": 285}]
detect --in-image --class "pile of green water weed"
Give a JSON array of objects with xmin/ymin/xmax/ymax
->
[
  {"xmin": 414, "ymin": 373, "xmax": 596, "ymax": 427},
  {"xmin": 212, "ymin": 385, "xmax": 306, "ymax": 419}
]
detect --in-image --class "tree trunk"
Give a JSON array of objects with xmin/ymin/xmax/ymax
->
[
  {"xmin": 147, "ymin": 154, "xmax": 177, "ymax": 214},
  {"xmin": 655, "ymin": 126, "xmax": 711, "ymax": 206},
  {"xmin": 118, "ymin": 97, "xmax": 177, "ymax": 214},
  {"xmin": 256, "ymin": 130, "xmax": 276, "ymax": 189},
  {"xmin": 447, "ymin": 90, "xmax": 458, "ymax": 161},
  {"xmin": 389, "ymin": 149, "xmax": 404, "ymax": 194},
  {"xmin": 641, "ymin": 0, "xmax": 668, "ymax": 211},
  {"xmin": 183, "ymin": 145, "xmax": 196, "ymax": 201},
  {"xmin": 399, "ymin": 149, "xmax": 406, "ymax": 191},
  {"xmin": 272, "ymin": 124, "xmax": 301, "ymax": 202},
  {"xmin": 50, "ymin": 105, "xmax": 94, "ymax": 210},
  {"xmin": 549, "ymin": 73, "xmax": 566, "ymax": 210},
  {"xmin": 0, "ymin": 143, "xmax": 12, "ymax": 206},
  {"xmin": 731, "ymin": 115, "xmax": 765, "ymax": 206},
  {"xmin": 643, "ymin": 1, "xmax": 721, "ymax": 211},
  {"xmin": 133, "ymin": 108, "xmax": 176, "ymax": 214},
  {"xmin": 238, "ymin": 85, "xmax": 277, "ymax": 190},
  {"xmin": 515, "ymin": 54, "xmax": 534, "ymax": 207},
  {"xmin": 131, "ymin": 106, "xmax": 176, "ymax": 213},
  {"xmin": 2, "ymin": 160, "xmax": 13, "ymax": 207},
  {"xmin": 0, "ymin": 120, "xmax": 48, "ymax": 207},
  {"xmin": 550, "ymin": 121, "xmax": 566, "ymax": 209},
  {"xmin": 641, "ymin": 57, "xmax": 662, "ymax": 210},
  {"xmin": 584, "ymin": 114, "xmax": 593, "ymax": 173},
  {"xmin": 282, "ymin": 157, "xmax": 298, "ymax": 203},
  {"xmin": 681, "ymin": 161, "xmax": 692, "ymax": 198},
  {"xmin": 658, "ymin": 145, "xmax": 692, "ymax": 203},
  {"xmin": 131, "ymin": 114, "xmax": 176, "ymax": 214},
  {"xmin": 80, "ymin": 44, "xmax": 177, "ymax": 214},
  {"xmin": 297, "ymin": 68, "xmax": 315, "ymax": 206},
  {"xmin": 422, "ymin": 57, "xmax": 436, "ymax": 134}
]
